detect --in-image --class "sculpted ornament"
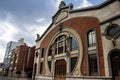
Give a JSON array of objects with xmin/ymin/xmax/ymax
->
[
  {"xmin": 59, "ymin": 1, "xmax": 66, "ymax": 9},
  {"xmin": 56, "ymin": 11, "xmax": 68, "ymax": 23}
]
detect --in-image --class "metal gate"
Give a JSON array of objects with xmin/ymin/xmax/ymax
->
[{"xmin": 54, "ymin": 59, "xmax": 66, "ymax": 80}]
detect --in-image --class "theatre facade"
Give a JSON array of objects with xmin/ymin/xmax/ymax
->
[{"xmin": 33, "ymin": 0, "xmax": 120, "ymax": 80}]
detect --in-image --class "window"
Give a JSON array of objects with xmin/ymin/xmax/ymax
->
[
  {"xmin": 40, "ymin": 62, "xmax": 43, "ymax": 74},
  {"xmin": 41, "ymin": 48, "xmax": 44, "ymax": 58},
  {"xmin": 48, "ymin": 47, "xmax": 52, "ymax": 56},
  {"xmin": 71, "ymin": 57, "xmax": 77, "ymax": 72},
  {"xmin": 58, "ymin": 41, "xmax": 64, "ymax": 54},
  {"xmin": 71, "ymin": 37, "xmax": 78, "ymax": 51},
  {"xmin": 55, "ymin": 35, "xmax": 67, "ymax": 54},
  {"xmin": 36, "ymin": 52, "xmax": 38, "ymax": 58},
  {"xmin": 87, "ymin": 30, "xmax": 96, "ymax": 47},
  {"xmin": 54, "ymin": 35, "xmax": 79, "ymax": 55},
  {"xmin": 89, "ymin": 54, "xmax": 98, "ymax": 76},
  {"xmin": 55, "ymin": 43, "xmax": 57, "ymax": 55},
  {"xmin": 104, "ymin": 24, "xmax": 120, "ymax": 39},
  {"xmin": 47, "ymin": 34, "xmax": 79, "ymax": 74},
  {"xmin": 48, "ymin": 48, "xmax": 52, "ymax": 72},
  {"xmin": 48, "ymin": 61, "xmax": 51, "ymax": 71}
]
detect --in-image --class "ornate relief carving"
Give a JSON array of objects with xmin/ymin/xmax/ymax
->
[
  {"xmin": 59, "ymin": 1, "xmax": 66, "ymax": 9},
  {"xmin": 55, "ymin": 11, "xmax": 68, "ymax": 23},
  {"xmin": 73, "ymin": 68, "xmax": 79, "ymax": 76}
]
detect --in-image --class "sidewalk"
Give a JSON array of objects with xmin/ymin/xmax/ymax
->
[{"xmin": 0, "ymin": 76, "xmax": 31, "ymax": 80}]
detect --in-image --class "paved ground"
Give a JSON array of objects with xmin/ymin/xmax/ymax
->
[{"xmin": 0, "ymin": 76, "xmax": 31, "ymax": 80}]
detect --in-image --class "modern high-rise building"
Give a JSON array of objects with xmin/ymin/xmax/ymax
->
[
  {"xmin": 33, "ymin": 0, "xmax": 120, "ymax": 80},
  {"xmin": 3, "ymin": 38, "xmax": 25, "ymax": 71}
]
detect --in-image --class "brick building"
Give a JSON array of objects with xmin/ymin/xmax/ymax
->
[
  {"xmin": 34, "ymin": 0, "xmax": 120, "ymax": 80},
  {"xmin": 9, "ymin": 44, "xmax": 35, "ymax": 78},
  {"xmin": 3, "ymin": 38, "xmax": 25, "ymax": 71}
]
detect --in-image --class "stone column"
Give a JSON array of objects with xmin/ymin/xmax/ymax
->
[{"xmin": 66, "ymin": 57, "xmax": 70, "ymax": 74}]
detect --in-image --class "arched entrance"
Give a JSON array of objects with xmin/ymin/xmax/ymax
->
[
  {"xmin": 110, "ymin": 50, "xmax": 120, "ymax": 80},
  {"xmin": 54, "ymin": 59, "xmax": 66, "ymax": 80}
]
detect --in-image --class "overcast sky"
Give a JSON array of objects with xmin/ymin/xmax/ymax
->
[{"xmin": 0, "ymin": 0, "xmax": 106, "ymax": 62}]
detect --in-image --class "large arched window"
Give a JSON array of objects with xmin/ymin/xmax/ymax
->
[
  {"xmin": 87, "ymin": 30, "xmax": 96, "ymax": 47},
  {"xmin": 47, "ymin": 34, "xmax": 78, "ymax": 73}
]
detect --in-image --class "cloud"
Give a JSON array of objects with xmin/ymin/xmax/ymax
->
[
  {"xmin": 0, "ymin": 0, "xmax": 105, "ymax": 63},
  {"xmin": 49, "ymin": 0, "xmax": 93, "ymax": 9},
  {"xmin": 48, "ymin": 0, "xmax": 63, "ymax": 10},
  {"xmin": 35, "ymin": 17, "xmax": 45, "ymax": 23},
  {"xmin": 0, "ymin": 13, "xmax": 19, "ymax": 63},
  {"xmin": 0, "ymin": 12, "xmax": 50, "ymax": 62},
  {"xmin": 34, "ymin": 22, "xmax": 50, "ymax": 37},
  {"xmin": 0, "ymin": 22, "xmax": 18, "ymax": 41},
  {"xmin": 55, "ymin": 0, "xmax": 64, "ymax": 9},
  {"xmin": 0, "ymin": 13, "xmax": 18, "ymax": 42},
  {"xmin": 12, "ymin": 18, "xmax": 50, "ymax": 46},
  {"xmin": 77, "ymin": 0, "xmax": 93, "ymax": 8},
  {"xmin": 0, "ymin": 0, "xmax": 66, "ymax": 62}
]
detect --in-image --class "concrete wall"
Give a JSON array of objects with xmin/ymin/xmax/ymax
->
[{"xmin": 100, "ymin": 18, "xmax": 120, "ymax": 77}]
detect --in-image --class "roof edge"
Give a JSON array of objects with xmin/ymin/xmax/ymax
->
[
  {"xmin": 35, "ymin": 22, "xmax": 54, "ymax": 42},
  {"xmin": 70, "ymin": 0, "xmax": 118, "ymax": 13},
  {"xmin": 35, "ymin": 0, "xmax": 119, "ymax": 42}
]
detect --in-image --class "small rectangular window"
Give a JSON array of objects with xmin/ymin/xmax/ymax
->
[
  {"xmin": 40, "ymin": 62, "xmax": 43, "ymax": 74},
  {"xmin": 89, "ymin": 54, "xmax": 98, "ymax": 76},
  {"xmin": 36, "ymin": 52, "xmax": 38, "ymax": 57},
  {"xmin": 55, "ymin": 43, "xmax": 57, "ymax": 54},
  {"xmin": 58, "ymin": 41, "xmax": 64, "ymax": 54},
  {"xmin": 70, "ymin": 37, "xmax": 78, "ymax": 51},
  {"xmin": 48, "ymin": 48, "xmax": 52, "ymax": 56},
  {"xmin": 88, "ymin": 30, "xmax": 96, "ymax": 47},
  {"xmin": 48, "ymin": 61, "xmax": 51, "ymax": 71},
  {"xmin": 41, "ymin": 48, "xmax": 44, "ymax": 58},
  {"xmin": 71, "ymin": 57, "xmax": 77, "ymax": 72}
]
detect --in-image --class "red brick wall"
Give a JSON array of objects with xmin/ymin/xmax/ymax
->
[
  {"xmin": 40, "ymin": 27, "xmax": 58, "ymax": 74},
  {"xmin": 25, "ymin": 46, "xmax": 35, "ymax": 68},
  {"xmin": 16, "ymin": 45, "xmax": 28, "ymax": 71},
  {"xmin": 40, "ymin": 17, "xmax": 105, "ymax": 76},
  {"xmin": 63, "ymin": 17, "xmax": 105, "ymax": 76},
  {"xmin": 11, "ymin": 45, "xmax": 35, "ymax": 73}
]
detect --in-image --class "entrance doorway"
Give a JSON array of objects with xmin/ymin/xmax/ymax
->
[
  {"xmin": 110, "ymin": 51, "xmax": 120, "ymax": 80},
  {"xmin": 54, "ymin": 59, "xmax": 66, "ymax": 80}
]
